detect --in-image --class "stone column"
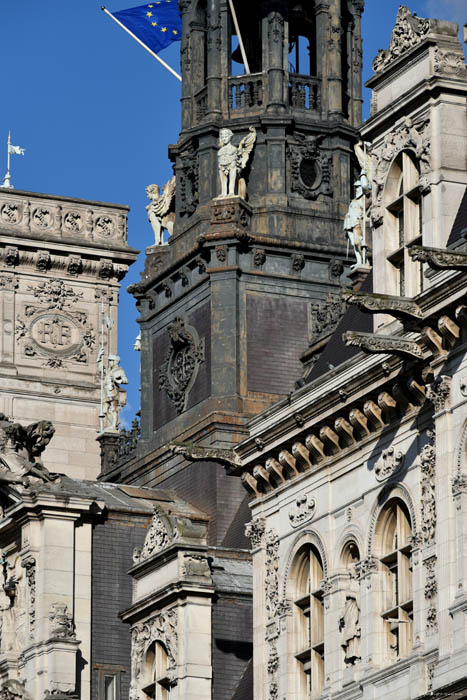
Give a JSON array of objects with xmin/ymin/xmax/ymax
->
[
  {"xmin": 356, "ymin": 556, "xmax": 382, "ymax": 670},
  {"xmin": 206, "ymin": 0, "xmax": 223, "ymax": 120},
  {"xmin": 327, "ymin": 0, "xmax": 343, "ymax": 118},
  {"xmin": 266, "ymin": 8, "xmax": 286, "ymax": 113},
  {"xmin": 349, "ymin": 0, "xmax": 364, "ymax": 127},
  {"xmin": 451, "ymin": 474, "xmax": 467, "ymax": 651},
  {"xmin": 315, "ymin": 2, "xmax": 330, "ymax": 115},
  {"xmin": 245, "ymin": 517, "xmax": 268, "ymax": 700}
]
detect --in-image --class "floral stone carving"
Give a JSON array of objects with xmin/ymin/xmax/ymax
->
[
  {"xmin": 130, "ymin": 609, "xmax": 178, "ymax": 700},
  {"xmin": 27, "ymin": 279, "xmax": 83, "ymax": 310},
  {"xmin": 287, "ymin": 133, "xmax": 332, "ymax": 200},
  {"xmin": 420, "ymin": 440, "xmax": 436, "ymax": 545},
  {"xmin": 159, "ymin": 318, "xmax": 205, "ymax": 414},
  {"xmin": 245, "ymin": 517, "xmax": 265, "ymax": 549}
]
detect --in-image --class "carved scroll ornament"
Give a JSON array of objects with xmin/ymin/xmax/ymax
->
[
  {"xmin": 343, "ymin": 331, "xmax": 425, "ymax": 359},
  {"xmin": 130, "ymin": 608, "xmax": 178, "ymax": 700},
  {"xmin": 287, "ymin": 134, "xmax": 332, "ymax": 201},
  {"xmin": 372, "ymin": 6, "xmax": 431, "ymax": 74},
  {"xmin": 159, "ymin": 318, "xmax": 205, "ymax": 414}
]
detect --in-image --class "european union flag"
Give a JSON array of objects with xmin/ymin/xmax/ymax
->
[{"xmin": 113, "ymin": 1, "xmax": 181, "ymax": 54}]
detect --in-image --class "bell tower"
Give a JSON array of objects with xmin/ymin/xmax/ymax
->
[
  {"xmin": 112, "ymin": 0, "xmax": 365, "ymax": 531},
  {"xmin": 171, "ymin": 0, "xmax": 364, "ymax": 239}
]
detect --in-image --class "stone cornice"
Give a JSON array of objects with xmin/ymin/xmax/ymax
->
[
  {"xmin": 343, "ymin": 331, "xmax": 425, "ymax": 359},
  {"xmin": 409, "ymin": 244, "xmax": 467, "ymax": 271},
  {"xmin": 344, "ymin": 291, "xmax": 423, "ymax": 319}
]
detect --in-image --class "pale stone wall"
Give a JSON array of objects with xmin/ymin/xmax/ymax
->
[{"xmin": 0, "ymin": 188, "xmax": 138, "ymax": 480}]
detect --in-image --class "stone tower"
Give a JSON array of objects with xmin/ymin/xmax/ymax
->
[{"xmin": 111, "ymin": 0, "xmax": 365, "ymax": 487}]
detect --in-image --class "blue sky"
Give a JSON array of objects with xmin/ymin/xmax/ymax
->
[{"xmin": 0, "ymin": 1, "xmax": 465, "ymax": 424}]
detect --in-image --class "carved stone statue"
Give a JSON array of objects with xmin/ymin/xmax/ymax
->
[
  {"xmin": 0, "ymin": 557, "xmax": 26, "ymax": 653},
  {"xmin": 145, "ymin": 176, "xmax": 176, "ymax": 246},
  {"xmin": 339, "ymin": 593, "xmax": 361, "ymax": 665},
  {"xmin": 0, "ymin": 414, "xmax": 58, "ymax": 487},
  {"xmin": 98, "ymin": 353, "xmax": 128, "ymax": 432},
  {"xmin": 217, "ymin": 127, "xmax": 256, "ymax": 198},
  {"xmin": 0, "ymin": 680, "xmax": 32, "ymax": 700},
  {"xmin": 344, "ymin": 171, "xmax": 370, "ymax": 266}
]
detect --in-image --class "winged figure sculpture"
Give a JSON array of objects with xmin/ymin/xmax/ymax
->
[{"xmin": 146, "ymin": 175, "xmax": 176, "ymax": 245}]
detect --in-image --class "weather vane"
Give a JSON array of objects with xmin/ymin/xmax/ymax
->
[{"xmin": 2, "ymin": 132, "xmax": 25, "ymax": 189}]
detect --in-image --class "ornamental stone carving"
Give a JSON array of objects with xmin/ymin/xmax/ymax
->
[
  {"xmin": 265, "ymin": 529, "xmax": 280, "ymax": 621},
  {"xmin": 427, "ymin": 375, "xmax": 451, "ymax": 414},
  {"xmin": 159, "ymin": 318, "xmax": 205, "ymax": 414},
  {"xmin": 5, "ymin": 247, "xmax": 19, "ymax": 266},
  {"xmin": 0, "ymin": 274, "xmax": 18, "ymax": 290},
  {"xmin": 343, "ymin": 331, "xmax": 424, "ymax": 359},
  {"xmin": 48, "ymin": 603, "xmax": 76, "ymax": 639},
  {"xmin": 35, "ymin": 251, "xmax": 51, "ymax": 272},
  {"xmin": 409, "ymin": 245, "xmax": 467, "ymax": 271},
  {"xmin": 217, "ymin": 127, "xmax": 256, "ymax": 198},
  {"xmin": 27, "ymin": 279, "xmax": 83, "ymax": 310},
  {"xmin": 287, "ymin": 134, "xmax": 332, "ymax": 200},
  {"xmin": 63, "ymin": 211, "xmax": 82, "ymax": 232},
  {"xmin": 130, "ymin": 609, "xmax": 178, "ymax": 700},
  {"xmin": 245, "ymin": 517, "xmax": 265, "ymax": 549},
  {"xmin": 434, "ymin": 46, "xmax": 466, "ymax": 77},
  {"xmin": 32, "ymin": 208, "xmax": 53, "ymax": 229},
  {"xmin": 339, "ymin": 593, "xmax": 361, "ymax": 665},
  {"xmin": 374, "ymin": 447, "xmax": 404, "ymax": 481},
  {"xmin": 179, "ymin": 140, "xmax": 199, "ymax": 217},
  {"xmin": 288, "ymin": 495, "xmax": 316, "ymax": 527},
  {"xmin": 18, "ymin": 309, "xmax": 94, "ymax": 366},
  {"xmin": 345, "ymin": 291, "xmax": 423, "ymax": 319},
  {"xmin": 372, "ymin": 6, "xmax": 430, "ymax": 73},
  {"xmin": 371, "ymin": 117, "xmax": 431, "ymax": 225},
  {"xmin": 0, "ymin": 414, "xmax": 58, "ymax": 487},
  {"xmin": 181, "ymin": 553, "xmax": 210, "ymax": 577},
  {"xmin": 0, "ymin": 680, "xmax": 32, "ymax": 700},
  {"xmin": 137, "ymin": 508, "xmax": 170, "ymax": 562},
  {"xmin": 420, "ymin": 441, "xmax": 436, "ymax": 545},
  {"xmin": 1, "ymin": 203, "xmax": 21, "ymax": 224},
  {"xmin": 310, "ymin": 293, "xmax": 344, "ymax": 345},
  {"xmin": 95, "ymin": 216, "xmax": 115, "ymax": 238},
  {"xmin": 21, "ymin": 556, "xmax": 36, "ymax": 638}
]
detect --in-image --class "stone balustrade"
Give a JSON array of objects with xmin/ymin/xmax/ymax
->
[
  {"xmin": 288, "ymin": 74, "xmax": 321, "ymax": 111},
  {"xmin": 229, "ymin": 73, "xmax": 264, "ymax": 113}
]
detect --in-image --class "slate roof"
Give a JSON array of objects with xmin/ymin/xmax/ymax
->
[{"xmin": 447, "ymin": 185, "xmax": 467, "ymax": 247}]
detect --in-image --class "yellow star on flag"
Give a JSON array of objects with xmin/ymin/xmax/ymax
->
[
  {"xmin": 172, "ymin": 29, "xmax": 178, "ymax": 34},
  {"xmin": 146, "ymin": 11, "xmax": 153, "ymax": 16},
  {"xmin": 152, "ymin": 21, "xmax": 157, "ymax": 26},
  {"xmin": 161, "ymin": 26, "xmax": 167, "ymax": 32}
]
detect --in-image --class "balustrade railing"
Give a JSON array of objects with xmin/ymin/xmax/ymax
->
[
  {"xmin": 288, "ymin": 75, "xmax": 321, "ymax": 112},
  {"xmin": 229, "ymin": 74, "xmax": 263, "ymax": 113}
]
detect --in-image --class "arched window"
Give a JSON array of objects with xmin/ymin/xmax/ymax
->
[
  {"xmin": 384, "ymin": 152, "xmax": 424, "ymax": 297},
  {"xmin": 288, "ymin": 2, "xmax": 317, "ymax": 76},
  {"xmin": 291, "ymin": 545, "xmax": 325, "ymax": 699},
  {"xmin": 142, "ymin": 641, "xmax": 171, "ymax": 699},
  {"xmin": 230, "ymin": 4, "xmax": 262, "ymax": 75},
  {"xmin": 375, "ymin": 500, "xmax": 413, "ymax": 662}
]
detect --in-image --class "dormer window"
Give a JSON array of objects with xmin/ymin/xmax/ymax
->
[{"xmin": 384, "ymin": 152, "xmax": 424, "ymax": 297}]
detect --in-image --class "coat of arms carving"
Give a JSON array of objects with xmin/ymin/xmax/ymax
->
[{"xmin": 159, "ymin": 318, "xmax": 205, "ymax": 414}]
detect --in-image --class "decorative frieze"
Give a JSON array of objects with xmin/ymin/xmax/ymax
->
[
  {"xmin": 409, "ymin": 244, "xmax": 467, "ymax": 271},
  {"xmin": 27, "ymin": 279, "xmax": 83, "ymax": 311}
]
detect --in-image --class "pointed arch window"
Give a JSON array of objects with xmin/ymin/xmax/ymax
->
[
  {"xmin": 291, "ymin": 545, "xmax": 325, "ymax": 699},
  {"xmin": 385, "ymin": 152, "xmax": 424, "ymax": 296},
  {"xmin": 376, "ymin": 500, "xmax": 413, "ymax": 662}
]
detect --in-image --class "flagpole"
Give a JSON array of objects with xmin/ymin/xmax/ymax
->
[
  {"xmin": 228, "ymin": 0, "xmax": 250, "ymax": 75},
  {"xmin": 7, "ymin": 132, "xmax": 10, "ymax": 179},
  {"xmin": 101, "ymin": 6, "xmax": 182, "ymax": 82},
  {"xmin": 2, "ymin": 132, "xmax": 12, "ymax": 189}
]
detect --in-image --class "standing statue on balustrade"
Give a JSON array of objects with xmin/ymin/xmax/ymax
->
[
  {"xmin": 146, "ymin": 175, "xmax": 176, "ymax": 246},
  {"xmin": 98, "ymin": 352, "xmax": 128, "ymax": 432},
  {"xmin": 218, "ymin": 127, "xmax": 256, "ymax": 198}
]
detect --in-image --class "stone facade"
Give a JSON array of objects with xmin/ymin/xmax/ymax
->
[{"xmin": 236, "ymin": 9, "xmax": 467, "ymax": 700}]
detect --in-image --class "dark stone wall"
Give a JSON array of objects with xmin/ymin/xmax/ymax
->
[
  {"xmin": 91, "ymin": 514, "xmax": 148, "ymax": 700},
  {"xmin": 246, "ymin": 293, "xmax": 308, "ymax": 394},
  {"xmin": 152, "ymin": 301, "xmax": 211, "ymax": 431},
  {"xmin": 212, "ymin": 595, "xmax": 253, "ymax": 700}
]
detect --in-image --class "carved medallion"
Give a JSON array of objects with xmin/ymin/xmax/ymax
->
[
  {"xmin": 63, "ymin": 211, "xmax": 82, "ymax": 232},
  {"xmin": 32, "ymin": 208, "xmax": 53, "ymax": 229},
  {"xmin": 95, "ymin": 216, "xmax": 115, "ymax": 237},
  {"xmin": 374, "ymin": 446, "xmax": 404, "ymax": 481},
  {"xmin": 30, "ymin": 314, "xmax": 82, "ymax": 357},
  {"xmin": 159, "ymin": 318, "xmax": 205, "ymax": 414},
  {"xmin": 288, "ymin": 495, "xmax": 316, "ymax": 527},
  {"xmin": 1, "ymin": 203, "xmax": 21, "ymax": 224}
]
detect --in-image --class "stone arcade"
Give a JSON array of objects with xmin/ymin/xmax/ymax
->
[{"xmin": 0, "ymin": 3, "xmax": 466, "ymax": 700}]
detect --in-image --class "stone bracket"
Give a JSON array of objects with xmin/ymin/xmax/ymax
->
[
  {"xmin": 409, "ymin": 244, "xmax": 467, "ymax": 271},
  {"xmin": 343, "ymin": 331, "xmax": 425, "ymax": 359}
]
